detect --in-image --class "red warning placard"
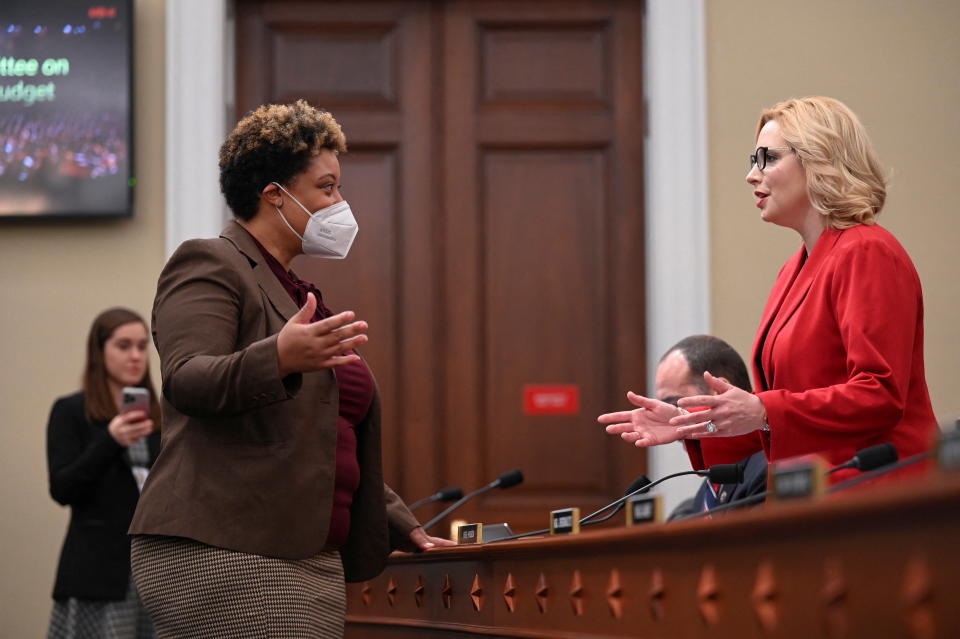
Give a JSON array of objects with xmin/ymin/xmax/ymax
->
[{"xmin": 523, "ymin": 384, "xmax": 580, "ymax": 416}]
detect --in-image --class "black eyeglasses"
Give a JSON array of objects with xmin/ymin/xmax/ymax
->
[{"xmin": 749, "ymin": 146, "xmax": 792, "ymax": 172}]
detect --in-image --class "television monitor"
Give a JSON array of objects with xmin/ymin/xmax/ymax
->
[{"xmin": 0, "ymin": 1, "xmax": 133, "ymax": 219}]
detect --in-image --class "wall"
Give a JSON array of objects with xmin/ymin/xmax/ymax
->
[
  {"xmin": 0, "ymin": 0, "xmax": 166, "ymax": 634},
  {"xmin": 706, "ymin": 0, "xmax": 960, "ymax": 424},
  {"xmin": 1, "ymin": 0, "xmax": 958, "ymax": 634}
]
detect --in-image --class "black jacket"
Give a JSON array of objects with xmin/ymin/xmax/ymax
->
[{"xmin": 47, "ymin": 392, "xmax": 160, "ymax": 600}]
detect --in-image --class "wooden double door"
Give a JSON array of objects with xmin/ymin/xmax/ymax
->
[{"xmin": 236, "ymin": 0, "xmax": 648, "ymax": 534}]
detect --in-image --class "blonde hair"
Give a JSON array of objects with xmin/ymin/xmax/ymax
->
[{"xmin": 757, "ymin": 96, "xmax": 887, "ymax": 228}]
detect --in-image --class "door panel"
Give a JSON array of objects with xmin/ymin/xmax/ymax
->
[
  {"xmin": 271, "ymin": 25, "xmax": 398, "ymax": 107},
  {"xmin": 482, "ymin": 149, "xmax": 610, "ymax": 496},
  {"xmin": 235, "ymin": 0, "xmax": 647, "ymax": 535},
  {"xmin": 480, "ymin": 23, "xmax": 611, "ymax": 106},
  {"xmin": 441, "ymin": 1, "xmax": 647, "ymax": 530}
]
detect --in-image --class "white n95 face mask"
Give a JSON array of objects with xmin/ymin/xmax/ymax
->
[{"xmin": 271, "ymin": 181, "xmax": 359, "ymax": 259}]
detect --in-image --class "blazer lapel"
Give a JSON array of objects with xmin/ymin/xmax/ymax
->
[
  {"xmin": 752, "ymin": 246, "xmax": 805, "ymax": 389},
  {"xmin": 760, "ymin": 228, "xmax": 844, "ymax": 384},
  {"xmin": 220, "ymin": 221, "xmax": 300, "ymax": 321}
]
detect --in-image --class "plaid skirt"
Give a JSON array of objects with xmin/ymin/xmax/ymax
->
[
  {"xmin": 130, "ymin": 535, "xmax": 345, "ymax": 639},
  {"xmin": 48, "ymin": 582, "xmax": 155, "ymax": 639}
]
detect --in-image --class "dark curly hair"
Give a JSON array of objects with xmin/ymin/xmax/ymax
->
[{"xmin": 218, "ymin": 100, "xmax": 347, "ymax": 220}]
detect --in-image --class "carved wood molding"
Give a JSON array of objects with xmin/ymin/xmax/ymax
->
[
  {"xmin": 441, "ymin": 574, "xmax": 454, "ymax": 609},
  {"xmin": 503, "ymin": 572, "xmax": 518, "ymax": 613},
  {"xmin": 569, "ymin": 569, "xmax": 585, "ymax": 617},
  {"xmin": 649, "ymin": 568, "xmax": 666, "ymax": 621},
  {"xmin": 346, "ymin": 477, "xmax": 960, "ymax": 638},
  {"xmin": 413, "ymin": 575, "xmax": 424, "ymax": 608},
  {"xmin": 470, "ymin": 574, "xmax": 484, "ymax": 612},
  {"xmin": 535, "ymin": 572, "xmax": 549, "ymax": 614},
  {"xmin": 606, "ymin": 569, "xmax": 623, "ymax": 620},
  {"xmin": 821, "ymin": 558, "xmax": 847, "ymax": 639},
  {"xmin": 752, "ymin": 560, "xmax": 779, "ymax": 633},
  {"xmin": 386, "ymin": 577, "xmax": 398, "ymax": 607},
  {"xmin": 697, "ymin": 564, "xmax": 721, "ymax": 628},
  {"xmin": 901, "ymin": 553, "xmax": 934, "ymax": 639}
]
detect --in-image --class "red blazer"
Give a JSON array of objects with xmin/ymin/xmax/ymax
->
[
  {"xmin": 684, "ymin": 435, "xmax": 763, "ymax": 470},
  {"xmin": 752, "ymin": 225, "xmax": 937, "ymax": 479}
]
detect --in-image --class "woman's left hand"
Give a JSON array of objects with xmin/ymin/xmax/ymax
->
[
  {"xmin": 407, "ymin": 526, "xmax": 457, "ymax": 551},
  {"xmin": 671, "ymin": 372, "xmax": 768, "ymax": 438}
]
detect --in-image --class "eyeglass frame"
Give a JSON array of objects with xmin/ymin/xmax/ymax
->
[{"xmin": 749, "ymin": 146, "xmax": 793, "ymax": 172}]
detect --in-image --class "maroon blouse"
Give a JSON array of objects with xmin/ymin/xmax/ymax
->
[{"xmin": 248, "ymin": 232, "xmax": 372, "ymax": 549}]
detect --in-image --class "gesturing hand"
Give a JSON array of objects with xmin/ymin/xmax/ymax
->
[
  {"xmin": 597, "ymin": 391, "xmax": 686, "ymax": 447},
  {"xmin": 108, "ymin": 410, "xmax": 154, "ymax": 447},
  {"xmin": 276, "ymin": 293, "xmax": 369, "ymax": 376},
  {"xmin": 670, "ymin": 372, "xmax": 767, "ymax": 438}
]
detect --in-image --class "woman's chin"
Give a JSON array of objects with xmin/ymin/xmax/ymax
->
[
  {"xmin": 119, "ymin": 375, "xmax": 146, "ymax": 388},
  {"xmin": 759, "ymin": 207, "xmax": 789, "ymax": 227}
]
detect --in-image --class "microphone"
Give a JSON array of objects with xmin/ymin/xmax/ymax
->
[
  {"xmin": 407, "ymin": 486, "xmax": 464, "ymax": 511},
  {"xmin": 707, "ymin": 461, "xmax": 746, "ymax": 484},
  {"xmin": 493, "ymin": 464, "xmax": 747, "ymax": 542},
  {"xmin": 492, "ymin": 464, "xmax": 745, "ymax": 543},
  {"xmin": 577, "ymin": 475, "xmax": 652, "ymax": 527},
  {"xmin": 625, "ymin": 475, "xmax": 654, "ymax": 496},
  {"xmin": 825, "ymin": 443, "xmax": 898, "ymax": 474},
  {"xmin": 676, "ymin": 444, "xmax": 903, "ymax": 521},
  {"xmin": 827, "ymin": 451, "xmax": 930, "ymax": 494},
  {"xmin": 422, "ymin": 470, "xmax": 524, "ymax": 531},
  {"xmin": 496, "ymin": 469, "xmax": 525, "ymax": 489},
  {"xmin": 579, "ymin": 463, "xmax": 744, "ymax": 526}
]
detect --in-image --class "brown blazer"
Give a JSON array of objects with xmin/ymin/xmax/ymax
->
[{"xmin": 129, "ymin": 221, "xmax": 419, "ymax": 582}]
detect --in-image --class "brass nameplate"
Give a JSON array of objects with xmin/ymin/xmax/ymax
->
[{"xmin": 549, "ymin": 507, "xmax": 580, "ymax": 535}]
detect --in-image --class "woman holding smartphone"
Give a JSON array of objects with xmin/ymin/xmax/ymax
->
[{"xmin": 46, "ymin": 307, "xmax": 161, "ymax": 639}]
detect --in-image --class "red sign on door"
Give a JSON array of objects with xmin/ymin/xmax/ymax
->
[{"xmin": 523, "ymin": 384, "xmax": 580, "ymax": 416}]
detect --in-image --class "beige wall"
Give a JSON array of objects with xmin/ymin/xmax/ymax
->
[
  {"xmin": 0, "ymin": 0, "xmax": 165, "ymax": 634},
  {"xmin": 706, "ymin": 0, "xmax": 960, "ymax": 424}
]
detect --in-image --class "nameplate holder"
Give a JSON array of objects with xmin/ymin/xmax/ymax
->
[
  {"xmin": 549, "ymin": 507, "xmax": 580, "ymax": 535},
  {"xmin": 625, "ymin": 494, "xmax": 662, "ymax": 526},
  {"xmin": 770, "ymin": 455, "xmax": 825, "ymax": 501},
  {"xmin": 457, "ymin": 523, "xmax": 483, "ymax": 545},
  {"xmin": 937, "ymin": 430, "xmax": 960, "ymax": 471},
  {"xmin": 481, "ymin": 522, "xmax": 515, "ymax": 542},
  {"xmin": 449, "ymin": 518, "xmax": 468, "ymax": 542}
]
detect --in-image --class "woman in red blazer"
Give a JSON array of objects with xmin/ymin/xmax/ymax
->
[{"xmin": 600, "ymin": 97, "xmax": 937, "ymax": 480}]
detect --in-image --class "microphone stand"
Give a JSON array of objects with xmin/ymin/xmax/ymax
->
[
  {"xmin": 422, "ymin": 472, "xmax": 522, "ymax": 532},
  {"xmin": 491, "ymin": 470, "xmax": 708, "ymax": 543},
  {"xmin": 407, "ymin": 487, "xmax": 463, "ymax": 511}
]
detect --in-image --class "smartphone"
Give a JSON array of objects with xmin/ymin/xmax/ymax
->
[{"xmin": 121, "ymin": 387, "xmax": 151, "ymax": 416}]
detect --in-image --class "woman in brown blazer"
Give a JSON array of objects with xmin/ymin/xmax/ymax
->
[{"xmin": 129, "ymin": 101, "xmax": 452, "ymax": 638}]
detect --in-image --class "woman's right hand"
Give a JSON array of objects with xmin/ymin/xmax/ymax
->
[
  {"xmin": 108, "ymin": 410, "xmax": 154, "ymax": 447},
  {"xmin": 276, "ymin": 293, "xmax": 369, "ymax": 376},
  {"xmin": 597, "ymin": 391, "xmax": 686, "ymax": 447}
]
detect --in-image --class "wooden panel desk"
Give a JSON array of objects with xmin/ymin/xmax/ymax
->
[{"xmin": 346, "ymin": 475, "xmax": 960, "ymax": 638}]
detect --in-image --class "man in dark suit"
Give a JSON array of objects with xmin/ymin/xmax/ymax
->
[{"xmin": 646, "ymin": 335, "xmax": 768, "ymax": 519}]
